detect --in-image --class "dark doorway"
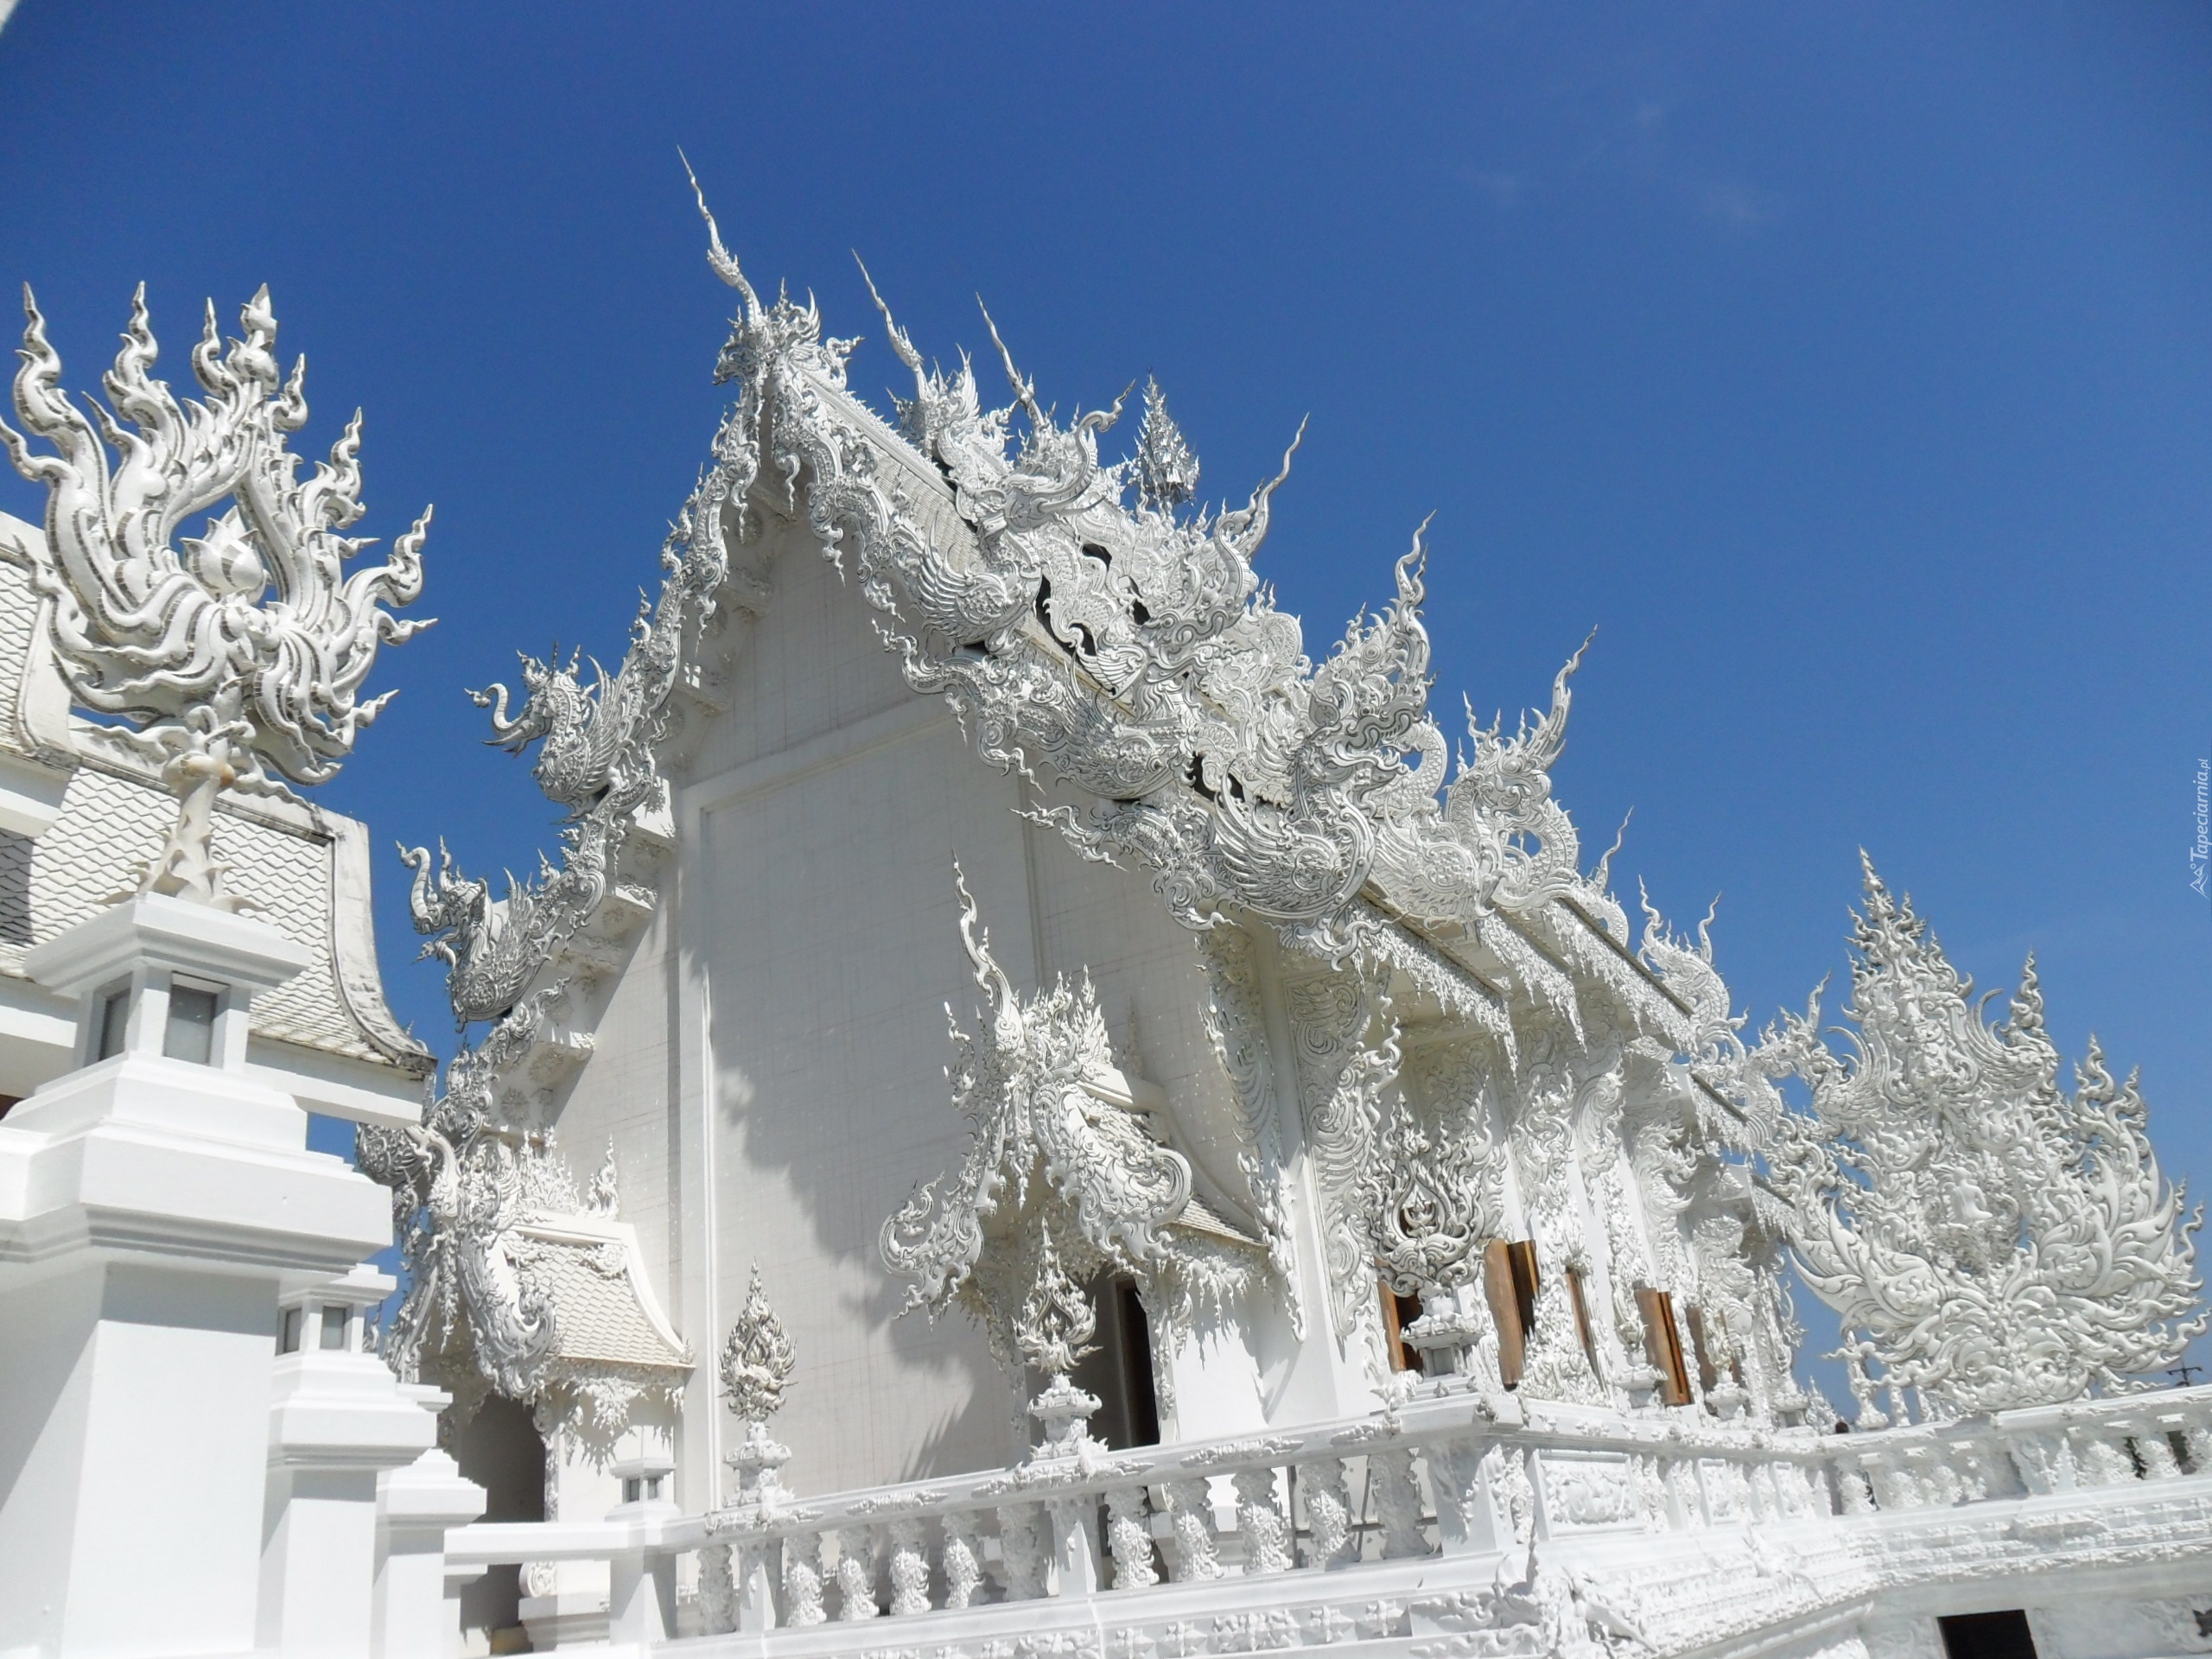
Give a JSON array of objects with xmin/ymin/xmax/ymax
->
[
  {"xmin": 1071, "ymin": 1273, "xmax": 1160, "ymax": 1449},
  {"xmin": 453, "ymin": 1394, "xmax": 546, "ymax": 1649},
  {"xmin": 1939, "ymin": 1611, "xmax": 2038, "ymax": 1659}
]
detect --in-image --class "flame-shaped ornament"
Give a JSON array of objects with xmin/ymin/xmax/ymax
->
[{"xmin": 0, "ymin": 283, "xmax": 432, "ymax": 906}]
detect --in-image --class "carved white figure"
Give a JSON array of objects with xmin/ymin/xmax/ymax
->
[
  {"xmin": 1759, "ymin": 856, "xmax": 2206, "ymax": 1413},
  {"xmin": 0, "ymin": 284, "xmax": 429, "ymax": 904}
]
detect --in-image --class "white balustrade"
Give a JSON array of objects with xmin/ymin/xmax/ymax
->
[{"xmin": 429, "ymin": 1382, "xmax": 2212, "ymax": 1650}]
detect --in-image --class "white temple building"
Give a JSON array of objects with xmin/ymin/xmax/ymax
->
[{"xmin": 1, "ymin": 203, "xmax": 2209, "ymax": 1659}]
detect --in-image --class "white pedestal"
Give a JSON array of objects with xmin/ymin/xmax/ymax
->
[
  {"xmin": 0, "ymin": 895, "xmax": 401, "ymax": 1658},
  {"xmin": 260, "ymin": 1269, "xmax": 444, "ymax": 1658},
  {"xmin": 373, "ymin": 1446, "xmax": 488, "ymax": 1659}
]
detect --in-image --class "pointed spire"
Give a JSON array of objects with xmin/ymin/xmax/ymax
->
[{"xmin": 1135, "ymin": 375, "xmax": 1200, "ymax": 511}]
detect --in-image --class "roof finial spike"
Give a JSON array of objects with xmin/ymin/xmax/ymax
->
[
  {"xmin": 853, "ymin": 251, "xmax": 924, "ymax": 378},
  {"xmin": 678, "ymin": 149, "xmax": 760, "ymax": 319}
]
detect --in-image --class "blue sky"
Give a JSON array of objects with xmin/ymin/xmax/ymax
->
[{"xmin": 3, "ymin": 5, "xmax": 2208, "ymax": 1372}]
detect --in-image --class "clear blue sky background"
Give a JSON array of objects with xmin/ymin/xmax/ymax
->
[{"xmin": 2, "ymin": 5, "xmax": 2207, "ymax": 1378}]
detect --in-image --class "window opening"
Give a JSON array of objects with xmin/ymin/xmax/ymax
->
[
  {"xmin": 319, "ymin": 1305, "xmax": 349, "ymax": 1351},
  {"xmin": 277, "ymin": 1306, "xmax": 302, "ymax": 1354},
  {"xmin": 1380, "ymin": 1284, "xmax": 1425, "ymax": 1374},
  {"xmin": 1484, "ymin": 1240, "xmax": 1529, "ymax": 1389},
  {"xmin": 163, "ymin": 982, "xmax": 219, "ymax": 1065},
  {"xmin": 95, "ymin": 988, "xmax": 130, "ymax": 1061},
  {"xmin": 1635, "ymin": 1286, "xmax": 1694, "ymax": 1407}
]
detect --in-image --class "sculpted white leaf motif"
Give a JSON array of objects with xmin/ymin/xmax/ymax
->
[{"xmin": 882, "ymin": 866, "xmax": 1247, "ymax": 1387}]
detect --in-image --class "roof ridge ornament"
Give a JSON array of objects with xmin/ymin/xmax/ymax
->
[
  {"xmin": 1134, "ymin": 375, "xmax": 1200, "ymax": 512},
  {"xmin": 0, "ymin": 283, "xmax": 431, "ymax": 908}
]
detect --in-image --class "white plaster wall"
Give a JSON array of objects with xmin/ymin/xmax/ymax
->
[{"xmin": 550, "ymin": 884, "xmax": 677, "ymax": 1330}]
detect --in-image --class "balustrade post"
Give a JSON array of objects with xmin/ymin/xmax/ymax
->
[
  {"xmin": 2073, "ymin": 1427, "xmax": 2134, "ymax": 1486},
  {"xmin": 1833, "ymin": 1452, "xmax": 1875, "ymax": 1515},
  {"xmin": 783, "ymin": 1532, "xmax": 828, "ymax": 1626},
  {"xmin": 370, "ymin": 1447, "xmax": 487, "ymax": 1659},
  {"xmin": 698, "ymin": 1542, "xmax": 738, "ymax": 1637},
  {"xmin": 737, "ymin": 1538, "xmax": 779, "ymax": 1632},
  {"xmin": 887, "ymin": 1517, "xmax": 933, "ymax": 1614},
  {"xmin": 1105, "ymin": 1487, "xmax": 1160, "ymax": 1588},
  {"xmin": 1158, "ymin": 1479, "xmax": 1225, "ymax": 1581},
  {"xmin": 1371, "ymin": 1448, "xmax": 1428, "ymax": 1559},
  {"xmin": 1047, "ymin": 1495, "xmax": 1103, "ymax": 1596},
  {"xmin": 941, "ymin": 1512, "xmax": 986, "ymax": 1609},
  {"xmin": 1295, "ymin": 1459, "xmax": 1357, "ymax": 1568},
  {"xmin": 997, "ymin": 1502, "xmax": 1051, "ymax": 1599},
  {"xmin": 1231, "ymin": 1469, "xmax": 1294, "ymax": 1575},
  {"xmin": 835, "ymin": 1524, "xmax": 880, "ymax": 1619},
  {"xmin": 1427, "ymin": 1439, "xmax": 1510, "ymax": 1555},
  {"xmin": 607, "ymin": 1468, "xmax": 680, "ymax": 1648}
]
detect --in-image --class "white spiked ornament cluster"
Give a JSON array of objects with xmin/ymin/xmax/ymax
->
[
  {"xmin": 1757, "ymin": 856, "xmax": 2207, "ymax": 1414},
  {"xmin": 0, "ymin": 283, "xmax": 431, "ymax": 906}
]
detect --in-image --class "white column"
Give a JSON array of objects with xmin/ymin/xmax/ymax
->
[
  {"xmin": 0, "ymin": 894, "xmax": 397, "ymax": 1658},
  {"xmin": 606, "ymin": 1457, "xmax": 681, "ymax": 1649}
]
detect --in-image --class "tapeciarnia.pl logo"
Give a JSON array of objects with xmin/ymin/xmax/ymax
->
[{"xmin": 2192, "ymin": 758, "xmax": 2209, "ymax": 899}]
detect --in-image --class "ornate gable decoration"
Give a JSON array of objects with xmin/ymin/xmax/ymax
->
[
  {"xmin": 880, "ymin": 865, "xmax": 1245, "ymax": 1380},
  {"xmin": 1759, "ymin": 856, "xmax": 2206, "ymax": 1414}
]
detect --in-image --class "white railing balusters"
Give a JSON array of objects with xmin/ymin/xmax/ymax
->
[
  {"xmin": 1232, "ymin": 1469, "xmax": 1294, "ymax": 1574},
  {"xmin": 429, "ymin": 1382, "xmax": 2212, "ymax": 1649},
  {"xmin": 832, "ymin": 1524, "xmax": 877, "ymax": 1620},
  {"xmin": 784, "ymin": 1531, "xmax": 828, "ymax": 1626},
  {"xmin": 887, "ymin": 1517, "xmax": 931, "ymax": 1615},
  {"xmin": 1295, "ymin": 1458, "xmax": 1357, "ymax": 1568}
]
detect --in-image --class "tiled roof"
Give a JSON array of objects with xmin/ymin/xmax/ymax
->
[{"xmin": 513, "ymin": 1213, "xmax": 692, "ymax": 1374}]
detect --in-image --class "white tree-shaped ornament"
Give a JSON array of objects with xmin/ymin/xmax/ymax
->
[
  {"xmin": 1761, "ymin": 856, "xmax": 2206, "ymax": 1414},
  {"xmin": 0, "ymin": 284, "xmax": 431, "ymax": 906}
]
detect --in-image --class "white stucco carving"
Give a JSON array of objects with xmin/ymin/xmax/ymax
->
[
  {"xmin": 882, "ymin": 866, "xmax": 1253, "ymax": 1392},
  {"xmin": 1758, "ymin": 856, "xmax": 2206, "ymax": 1415},
  {"xmin": 0, "ymin": 285, "xmax": 429, "ymax": 905}
]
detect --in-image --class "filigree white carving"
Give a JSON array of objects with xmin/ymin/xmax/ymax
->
[
  {"xmin": 881, "ymin": 866, "xmax": 1247, "ymax": 1394},
  {"xmin": 1196, "ymin": 926, "xmax": 1300, "ymax": 1337},
  {"xmin": 0, "ymin": 284, "xmax": 429, "ymax": 903},
  {"xmin": 1758, "ymin": 857, "xmax": 2207, "ymax": 1414},
  {"xmin": 721, "ymin": 1264, "xmax": 797, "ymax": 1425}
]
